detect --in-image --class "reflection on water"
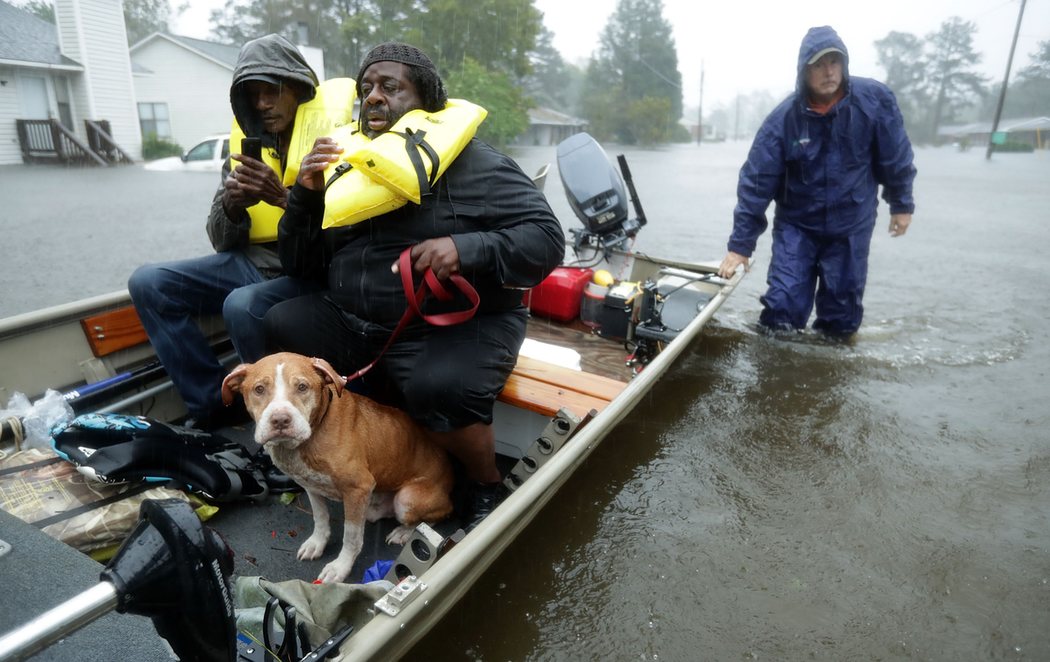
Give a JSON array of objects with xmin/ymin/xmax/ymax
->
[{"xmin": 413, "ymin": 144, "xmax": 1050, "ymax": 660}]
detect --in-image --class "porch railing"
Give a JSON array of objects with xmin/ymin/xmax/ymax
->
[
  {"xmin": 15, "ymin": 119, "xmax": 133, "ymax": 166},
  {"xmin": 85, "ymin": 120, "xmax": 135, "ymax": 165}
]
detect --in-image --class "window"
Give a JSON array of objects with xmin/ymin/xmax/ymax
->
[
  {"xmin": 184, "ymin": 138, "xmax": 219, "ymax": 161},
  {"xmin": 138, "ymin": 102, "xmax": 171, "ymax": 139}
]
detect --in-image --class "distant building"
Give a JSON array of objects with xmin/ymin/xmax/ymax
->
[
  {"xmin": 682, "ymin": 121, "xmax": 726, "ymax": 143},
  {"xmin": 937, "ymin": 116, "xmax": 1050, "ymax": 150},
  {"xmin": 514, "ymin": 107, "xmax": 586, "ymax": 146}
]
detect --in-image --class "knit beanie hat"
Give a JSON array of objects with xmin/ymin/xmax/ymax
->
[{"xmin": 357, "ymin": 43, "xmax": 442, "ymax": 89}]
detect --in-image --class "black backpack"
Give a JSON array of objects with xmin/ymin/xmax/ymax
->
[{"xmin": 51, "ymin": 413, "xmax": 268, "ymax": 501}]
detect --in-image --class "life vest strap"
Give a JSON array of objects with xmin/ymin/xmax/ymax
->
[
  {"xmin": 400, "ymin": 128, "xmax": 440, "ymax": 199},
  {"xmin": 325, "ymin": 161, "xmax": 354, "ymax": 192}
]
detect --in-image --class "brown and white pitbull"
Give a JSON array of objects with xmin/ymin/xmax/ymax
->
[{"xmin": 221, "ymin": 351, "xmax": 454, "ymax": 584}]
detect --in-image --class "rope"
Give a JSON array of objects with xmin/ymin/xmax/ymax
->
[{"xmin": 1, "ymin": 415, "xmax": 25, "ymax": 456}]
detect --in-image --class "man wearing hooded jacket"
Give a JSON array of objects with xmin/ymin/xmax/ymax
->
[
  {"xmin": 129, "ymin": 34, "xmax": 346, "ymax": 430},
  {"xmin": 718, "ymin": 26, "xmax": 916, "ymax": 338}
]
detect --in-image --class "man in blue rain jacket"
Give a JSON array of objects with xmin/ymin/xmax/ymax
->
[{"xmin": 718, "ymin": 25, "xmax": 916, "ymax": 337}]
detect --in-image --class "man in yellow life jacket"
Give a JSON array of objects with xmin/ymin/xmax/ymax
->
[
  {"xmin": 129, "ymin": 34, "xmax": 351, "ymax": 431},
  {"xmin": 266, "ymin": 42, "xmax": 566, "ymax": 531}
]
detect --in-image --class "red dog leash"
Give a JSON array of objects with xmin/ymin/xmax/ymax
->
[{"xmin": 342, "ymin": 246, "xmax": 480, "ymax": 384}]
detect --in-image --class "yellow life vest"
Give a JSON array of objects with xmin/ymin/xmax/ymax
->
[
  {"xmin": 348, "ymin": 98, "xmax": 487, "ymax": 204},
  {"xmin": 321, "ymin": 128, "xmax": 407, "ymax": 229},
  {"xmin": 230, "ymin": 77, "xmax": 356, "ymax": 243},
  {"xmin": 321, "ymin": 98, "xmax": 487, "ymax": 229}
]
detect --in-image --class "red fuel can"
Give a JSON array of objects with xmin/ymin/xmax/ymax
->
[{"xmin": 524, "ymin": 267, "xmax": 594, "ymax": 322}]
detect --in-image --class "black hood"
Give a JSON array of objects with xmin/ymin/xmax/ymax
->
[{"xmin": 230, "ymin": 34, "xmax": 319, "ymax": 145}]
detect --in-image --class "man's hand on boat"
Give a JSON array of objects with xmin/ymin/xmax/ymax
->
[
  {"xmin": 226, "ymin": 152, "xmax": 291, "ymax": 209},
  {"xmin": 297, "ymin": 137, "xmax": 344, "ymax": 191},
  {"xmin": 719, "ymin": 251, "xmax": 750, "ymax": 279}
]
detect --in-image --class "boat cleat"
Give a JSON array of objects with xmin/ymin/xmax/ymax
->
[{"xmin": 374, "ymin": 575, "xmax": 427, "ymax": 617}]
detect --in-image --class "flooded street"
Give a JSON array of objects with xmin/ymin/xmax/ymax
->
[
  {"xmin": 3, "ymin": 142, "xmax": 1049, "ymax": 659},
  {"xmin": 428, "ymin": 143, "xmax": 1050, "ymax": 660}
]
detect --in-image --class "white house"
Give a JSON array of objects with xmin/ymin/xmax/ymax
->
[
  {"xmin": 1, "ymin": 0, "xmax": 138, "ymax": 165},
  {"xmin": 0, "ymin": 0, "xmax": 325, "ymax": 165},
  {"xmin": 129, "ymin": 33, "xmax": 241, "ymax": 151}
]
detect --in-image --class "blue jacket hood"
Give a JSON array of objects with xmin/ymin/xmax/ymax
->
[{"xmin": 796, "ymin": 26, "xmax": 850, "ymax": 97}]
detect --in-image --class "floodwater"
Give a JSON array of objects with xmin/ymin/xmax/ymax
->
[{"xmin": 3, "ymin": 141, "xmax": 1049, "ymax": 660}]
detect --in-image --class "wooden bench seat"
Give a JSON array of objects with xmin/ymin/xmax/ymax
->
[
  {"xmin": 498, "ymin": 355, "xmax": 628, "ymax": 419},
  {"xmin": 80, "ymin": 305, "xmax": 148, "ymax": 357}
]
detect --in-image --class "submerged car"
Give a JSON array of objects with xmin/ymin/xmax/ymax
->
[{"xmin": 143, "ymin": 134, "xmax": 229, "ymax": 172}]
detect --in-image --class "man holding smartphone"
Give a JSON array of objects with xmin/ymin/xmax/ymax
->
[{"xmin": 128, "ymin": 34, "xmax": 351, "ymax": 432}]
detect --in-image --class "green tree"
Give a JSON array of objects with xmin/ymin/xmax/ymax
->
[
  {"xmin": 522, "ymin": 27, "xmax": 580, "ymax": 112},
  {"xmin": 1017, "ymin": 39, "xmax": 1050, "ymax": 80},
  {"xmin": 123, "ymin": 0, "xmax": 172, "ymax": 44},
  {"xmin": 444, "ymin": 56, "xmax": 529, "ymax": 147},
  {"xmin": 875, "ymin": 30, "xmax": 931, "ymax": 142},
  {"xmin": 581, "ymin": 0, "xmax": 682, "ymax": 144},
  {"xmin": 18, "ymin": 0, "xmax": 54, "ymax": 22},
  {"xmin": 579, "ymin": 56, "xmax": 624, "ymax": 141},
  {"xmin": 623, "ymin": 96, "xmax": 672, "ymax": 146},
  {"xmin": 924, "ymin": 17, "xmax": 987, "ymax": 142},
  {"xmin": 1000, "ymin": 39, "xmax": 1050, "ymax": 118},
  {"xmin": 206, "ymin": 0, "xmax": 540, "ymax": 83},
  {"xmin": 403, "ymin": 0, "xmax": 541, "ymax": 78}
]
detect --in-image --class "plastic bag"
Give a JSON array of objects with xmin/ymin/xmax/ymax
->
[{"xmin": 0, "ymin": 389, "xmax": 74, "ymax": 449}]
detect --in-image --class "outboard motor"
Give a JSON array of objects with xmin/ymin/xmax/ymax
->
[{"xmin": 556, "ymin": 132, "xmax": 646, "ymax": 252}]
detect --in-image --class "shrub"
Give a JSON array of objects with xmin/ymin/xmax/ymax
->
[
  {"xmin": 992, "ymin": 141, "xmax": 1035, "ymax": 153},
  {"xmin": 142, "ymin": 134, "xmax": 183, "ymax": 160}
]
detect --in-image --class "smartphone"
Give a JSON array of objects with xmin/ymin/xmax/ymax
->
[{"xmin": 241, "ymin": 137, "xmax": 262, "ymax": 161}]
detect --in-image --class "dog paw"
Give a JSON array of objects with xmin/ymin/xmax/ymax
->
[
  {"xmin": 297, "ymin": 535, "xmax": 328, "ymax": 561},
  {"xmin": 385, "ymin": 524, "xmax": 415, "ymax": 546},
  {"xmin": 317, "ymin": 560, "xmax": 352, "ymax": 584}
]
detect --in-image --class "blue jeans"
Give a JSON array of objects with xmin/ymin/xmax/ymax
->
[{"xmin": 128, "ymin": 252, "xmax": 320, "ymax": 417}]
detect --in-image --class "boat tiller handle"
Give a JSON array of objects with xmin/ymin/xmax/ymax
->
[{"xmin": 0, "ymin": 499, "xmax": 236, "ymax": 662}]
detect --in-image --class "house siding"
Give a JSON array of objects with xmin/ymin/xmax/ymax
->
[
  {"xmin": 131, "ymin": 38, "xmax": 234, "ymax": 151},
  {"xmin": 55, "ymin": 0, "xmax": 141, "ymax": 158},
  {"xmin": 0, "ymin": 66, "xmax": 22, "ymax": 165}
]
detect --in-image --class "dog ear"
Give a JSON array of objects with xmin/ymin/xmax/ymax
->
[
  {"xmin": 220, "ymin": 364, "xmax": 251, "ymax": 406},
  {"xmin": 311, "ymin": 357, "xmax": 346, "ymax": 397}
]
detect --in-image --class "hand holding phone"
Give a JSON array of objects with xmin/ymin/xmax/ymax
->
[{"xmin": 240, "ymin": 137, "xmax": 262, "ymax": 161}]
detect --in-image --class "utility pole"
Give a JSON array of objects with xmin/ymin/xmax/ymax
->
[
  {"xmin": 734, "ymin": 95, "xmax": 740, "ymax": 141},
  {"xmin": 697, "ymin": 60, "xmax": 705, "ymax": 145},
  {"xmin": 986, "ymin": 0, "xmax": 1027, "ymax": 160}
]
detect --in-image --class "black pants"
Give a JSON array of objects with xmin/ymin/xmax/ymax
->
[{"xmin": 264, "ymin": 293, "xmax": 526, "ymax": 432}]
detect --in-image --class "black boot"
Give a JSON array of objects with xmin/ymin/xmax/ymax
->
[{"xmin": 465, "ymin": 481, "xmax": 506, "ymax": 533}]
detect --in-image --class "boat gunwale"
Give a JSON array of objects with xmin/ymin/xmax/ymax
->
[{"xmin": 0, "ymin": 290, "xmax": 134, "ymax": 340}]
